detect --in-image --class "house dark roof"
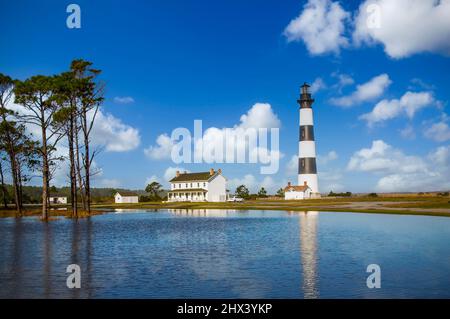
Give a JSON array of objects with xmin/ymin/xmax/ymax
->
[
  {"xmin": 169, "ymin": 172, "xmax": 216, "ymax": 182},
  {"xmin": 116, "ymin": 191, "xmax": 139, "ymax": 197},
  {"xmin": 284, "ymin": 185, "xmax": 310, "ymax": 192}
]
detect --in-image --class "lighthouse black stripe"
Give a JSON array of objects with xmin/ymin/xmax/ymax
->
[
  {"xmin": 298, "ymin": 157, "xmax": 317, "ymax": 174},
  {"xmin": 299, "ymin": 125, "xmax": 315, "ymax": 141}
]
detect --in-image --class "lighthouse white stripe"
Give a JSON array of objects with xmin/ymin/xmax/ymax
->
[
  {"xmin": 298, "ymin": 174, "xmax": 319, "ymax": 193},
  {"xmin": 300, "ymin": 109, "xmax": 314, "ymax": 126},
  {"xmin": 299, "ymin": 141, "xmax": 316, "ymax": 158}
]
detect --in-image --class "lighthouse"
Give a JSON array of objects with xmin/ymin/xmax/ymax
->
[
  {"xmin": 298, "ymin": 83, "xmax": 319, "ymax": 195},
  {"xmin": 284, "ymin": 83, "xmax": 320, "ymax": 200}
]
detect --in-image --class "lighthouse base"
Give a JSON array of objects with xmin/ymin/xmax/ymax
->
[{"xmin": 298, "ymin": 174, "xmax": 319, "ymax": 194}]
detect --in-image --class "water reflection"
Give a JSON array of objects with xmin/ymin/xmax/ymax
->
[
  {"xmin": 1, "ymin": 210, "xmax": 450, "ymax": 298},
  {"xmin": 168, "ymin": 209, "xmax": 238, "ymax": 217},
  {"xmin": 298, "ymin": 211, "xmax": 319, "ymax": 299}
]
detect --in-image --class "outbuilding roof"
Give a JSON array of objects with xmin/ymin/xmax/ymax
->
[
  {"xmin": 116, "ymin": 191, "xmax": 139, "ymax": 197},
  {"xmin": 284, "ymin": 185, "xmax": 310, "ymax": 192},
  {"xmin": 169, "ymin": 172, "xmax": 216, "ymax": 182}
]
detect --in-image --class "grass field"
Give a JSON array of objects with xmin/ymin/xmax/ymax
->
[{"xmin": 1, "ymin": 195, "xmax": 449, "ymax": 218}]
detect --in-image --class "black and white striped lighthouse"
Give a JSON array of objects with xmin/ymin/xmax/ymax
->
[{"xmin": 297, "ymin": 83, "xmax": 319, "ymax": 194}]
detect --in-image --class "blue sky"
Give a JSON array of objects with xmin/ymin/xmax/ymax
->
[{"xmin": 1, "ymin": 0, "xmax": 449, "ymax": 193}]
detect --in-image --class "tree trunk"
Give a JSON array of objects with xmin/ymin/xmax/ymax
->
[
  {"xmin": 41, "ymin": 118, "xmax": 49, "ymax": 221},
  {"xmin": 68, "ymin": 111, "xmax": 77, "ymax": 217},
  {"xmin": 0, "ymin": 112, "xmax": 22, "ymax": 216},
  {"xmin": 75, "ymin": 126, "xmax": 86, "ymax": 211},
  {"xmin": 81, "ymin": 104, "xmax": 93, "ymax": 214},
  {"xmin": 0, "ymin": 161, "xmax": 8, "ymax": 208}
]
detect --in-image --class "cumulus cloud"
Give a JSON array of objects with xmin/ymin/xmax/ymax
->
[
  {"xmin": 284, "ymin": 0, "xmax": 350, "ymax": 55},
  {"xmin": 6, "ymin": 95, "xmax": 140, "ymax": 154},
  {"xmin": 359, "ymin": 91, "xmax": 435, "ymax": 127},
  {"xmin": 353, "ymin": 0, "xmax": 450, "ymax": 59},
  {"xmin": 113, "ymin": 96, "xmax": 135, "ymax": 104},
  {"xmin": 347, "ymin": 140, "xmax": 450, "ymax": 192},
  {"xmin": 424, "ymin": 121, "xmax": 450, "ymax": 142},
  {"xmin": 145, "ymin": 103, "xmax": 283, "ymax": 173},
  {"xmin": 144, "ymin": 134, "xmax": 174, "ymax": 160},
  {"xmin": 91, "ymin": 109, "xmax": 141, "ymax": 152},
  {"xmin": 310, "ymin": 77, "xmax": 327, "ymax": 94},
  {"xmin": 238, "ymin": 103, "xmax": 281, "ymax": 129},
  {"xmin": 330, "ymin": 74, "xmax": 392, "ymax": 107}
]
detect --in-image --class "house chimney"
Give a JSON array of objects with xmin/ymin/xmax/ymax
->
[
  {"xmin": 304, "ymin": 181, "xmax": 307, "ymax": 186},
  {"xmin": 210, "ymin": 168, "xmax": 215, "ymax": 176},
  {"xmin": 218, "ymin": 168, "xmax": 222, "ymax": 175},
  {"xmin": 176, "ymin": 170, "xmax": 180, "ymax": 177},
  {"xmin": 288, "ymin": 181, "xmax": 291, "ymax": 187}
]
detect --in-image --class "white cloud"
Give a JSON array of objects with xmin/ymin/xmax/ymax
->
[
  {"xmin": 359, "ymin": 91, "xmax": 435, "ymax": 127},
  {"xmin": 238, "ymin": 103, "xmax": 281, "ymax": 129},
  {"xmin": 91, "ymin": 109, "xmax": 141, "ymax": 152},
  {"xmin": 144, "ymin": 134, "xmax": 174, "ymax": 160},
  {"xmin": 353, "ymin": 0, "xmax": 450, "ymax": 58},
  {"xmin": 310, "ymin": 77, "xmax": 327, "ymax": 94},
  {"xmin": 6, "ymin": 97, "xmax": 140, "ymax": 153},
  {"xmin": 330, "ymin": 73, "xmax": 391, "ymax": 107},
  {"xmin": 347, "ymin": 140, "xmax": 450, "ymax": 192},
  {"xmin": 284, "ymin": 0, "xmax": 350, "ymax": 55},
  {"xmin": 113, "ymin": 96, "xmax": 135, "ymax": 104},
  {"xmin": 331, "ymin": 73, "xmax": 354, "ymax": 92},
  {"xmin": 145, "ymin": 103, "xmax": 283, "ymax": 170},
  {"xmin": 424, "ymin": 121, "xmax": 450, "ymax": 142}
]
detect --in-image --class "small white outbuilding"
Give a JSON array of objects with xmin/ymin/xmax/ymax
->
[
  {"xmin": 284, "ymin": 181, "xmax": 312, "ymax": 200},
  {"xmin": 114, "ymin": 192, "xmax": 139, "ymax": 204},
  {"xmin": 49, "ymin": 195, "xmax": 68, "ymax": 204}
]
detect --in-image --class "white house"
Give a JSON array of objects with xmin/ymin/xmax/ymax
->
[
  {"xmin": 115, "ymin": 191, "xmax": 139, "ymax": 204},
  {"xmin": 284, "ymin": 181, "xmax": 312, "ymax": 200},
  {"xmin": 168, "ymin": 168, "xmax": 227, "ymax": 202},
  {"xmin": 49, "ymin": 195, "xmax": 67, "ymax": 204}
]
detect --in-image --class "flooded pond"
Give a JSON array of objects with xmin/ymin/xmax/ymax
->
[{"xmin": 0, "ymin": 209, "xmax": 449, "ymax": 298}]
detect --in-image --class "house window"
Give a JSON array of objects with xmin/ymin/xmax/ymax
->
[
  {"xmin": 301, "ymin": 159, "xmax": 305, "ymax": 167},
  {"xmin": 203, "ymin": 182, "xmax": 206, "ymax": 187},
  {"xmin": 197, "ymin": 183, "xmax": 200, "ymax": 187},
  {"xmin": 190, "ymin": 183, "xmax": 192, "ymax": 188},
  {"xmin": 186, "ymin": 183, "xmax": 188, "ymax": 188}
]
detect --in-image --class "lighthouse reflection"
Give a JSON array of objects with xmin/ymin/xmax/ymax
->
[{"xmin": 297, "ymin": 211, "xmax": 319, "ymax": 299}]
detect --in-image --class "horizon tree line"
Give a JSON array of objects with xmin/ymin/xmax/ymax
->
[{"xmin": 0, "ymin": 59, "xmax": 104, "ymax": 220}]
